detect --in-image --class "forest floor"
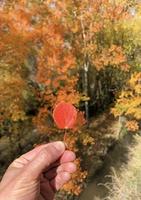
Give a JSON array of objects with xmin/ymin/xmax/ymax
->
[{"xmin": 79, "ymin": 111, "xmax": 137, "ymax": 200}]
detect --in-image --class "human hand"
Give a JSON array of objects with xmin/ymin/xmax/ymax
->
[{"xmin": 0, "ymin": 141, "xmax": 76, "ymax": 200}]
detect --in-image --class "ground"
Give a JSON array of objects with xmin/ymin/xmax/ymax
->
[{"xmin": 80, "ymin": 112, "xmax": 140, "ymax": 200}]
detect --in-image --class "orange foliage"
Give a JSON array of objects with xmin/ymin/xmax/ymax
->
[
  {"xmin": 112, "ymin": 72, "xmax": 141, "ymax": 119},
  {"xmin": 112, "ymin": 72, "xmax": 141, "ymax": 133},
  {"xmin": 0, "ymin": 0, "xmax": 134, "ymax": 196},
  {"xmin": 125, "ymin": 120, "xmax": 139, "ymax": 132},
  {"xmin": 62, "ymin": 134, "xmax": 88, "ymax": 195},
  {"xmin": 62, "ymin": 158, "xmax": 87, "ymax": 196},
  {"xmin": 94, "ymin": 45, "xmax": 130, "ymax": 71},
  {"xmin": 57, "ymin": 0, "xmax": 131, "ymax": 72}
]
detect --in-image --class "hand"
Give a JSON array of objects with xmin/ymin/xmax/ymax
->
[{"xmin": 0, "ymin": 141, "xmax": 76, "ymax": 200}]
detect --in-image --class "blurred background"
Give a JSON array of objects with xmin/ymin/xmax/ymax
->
[{"xmin": 0, "ymin": 0, "xmax": 141, "ymax": 199}]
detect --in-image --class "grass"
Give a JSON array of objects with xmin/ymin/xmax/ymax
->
[{"xmin": 104, "ymin": 135, "xmax": 141, "ymax": 200}]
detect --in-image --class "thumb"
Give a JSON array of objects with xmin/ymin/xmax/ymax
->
[{"xmin": 24, "ymin": 141, "xmax": 65, "ymax": 179}]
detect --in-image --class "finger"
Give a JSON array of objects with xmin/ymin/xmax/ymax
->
[
  {"xmin": 60, "ymin": 150, "xmax": 76, "ymax": 163},
  {"xmin": 24, "ymin": 141, "xmax": 65, "ymax": 179},
  {"xmin": 45, "ymin": 162, "xmax": 76, "ymax": 180},
  {"xmin": 20, "ymin": 143, "xmax": 57, "ymax": 161},
  {"xmin": 50, "ymin": 171, "xmax": 71, "ymax": 191},
  {"xmin": 48, "ymin": 150, "xmax": 76, "ymax": 170},
  {"xmin": 57, "ymin": 162, "xmax": 76, "ymax": 173},
  {"xmin": 10, "ymin": 143, "xmax": 60, "ymax": 169},
  {"xmin": 26, "ymin": 145, "xmax": 76, "ymax": 164}
]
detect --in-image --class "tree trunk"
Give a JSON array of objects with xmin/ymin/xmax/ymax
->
[{"xmin": 84, "ymin": 61, "xmax": 89, "ymax": 121}]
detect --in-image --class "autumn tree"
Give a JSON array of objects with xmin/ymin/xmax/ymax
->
[
  {"xmin": 1, "ymin": 0, "xmax": 141, "ymax": 198},
  {"xmin": 112, "ymin": 72, "xmax": 141, "ymax": 134},
  {"xmin": 112, "ymin": 1, "xmax": 141, "ymax": 136},
  {"xmin": 0, "ymin": 5, "xmax": 35, "ymax": 133},
  {"xmin": 53, "ymin": 0, "xmax": 140, "ymax": 118},
  {"xmin": 0, "ymin": 0, "xmax": 93, "ymax": 196}
]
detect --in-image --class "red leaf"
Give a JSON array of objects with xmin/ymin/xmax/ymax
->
[{"xmin": 53, "ymin": 102, "xmax": 77, "ymax": 129}]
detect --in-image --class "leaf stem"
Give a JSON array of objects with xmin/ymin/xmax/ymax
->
[{"xmin": 63, "ymin": 129, "xmax": 67, "ymax": 142}]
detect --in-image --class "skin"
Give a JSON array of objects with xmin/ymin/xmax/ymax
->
[{"xmin": 0, "ymin": 141, "xmax": 76, "ymax": 200}]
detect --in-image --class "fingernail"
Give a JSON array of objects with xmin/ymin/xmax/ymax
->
[
  {"xmin": 54, "ymin": 141, "xmax": 65, "ymax": 151},
  {"xmin": 69, "ymin": 163, "xmax": 77, "ymax": 173},
  {"xmin": 62, "ymin": 172, "xmax": 71, "ymax": 181}
]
